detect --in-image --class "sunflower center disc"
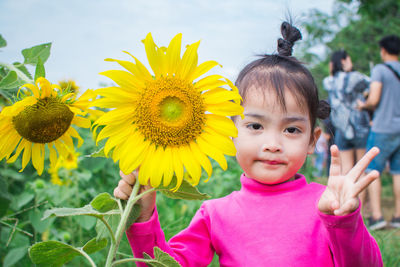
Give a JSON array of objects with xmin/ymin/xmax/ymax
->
[
  {"xmin": 12, "ymin": 98, "xmax": 74, "ymax": 143},
  {"xmin": 160, "ymin": 96, "xmax": 185, "ymax": 122},
  {"xmin": 135, "ymin": 77, "xmax": 205, "ymax": 147}
]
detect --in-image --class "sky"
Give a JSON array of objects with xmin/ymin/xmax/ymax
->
[{"xmin": 0, "ymin": 0, "xmax": 334, "ymax": 91}]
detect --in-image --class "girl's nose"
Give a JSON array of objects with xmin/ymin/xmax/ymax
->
[{"xmin": 261, "ymin": 134, "xmax": 282, "ymax": 152}]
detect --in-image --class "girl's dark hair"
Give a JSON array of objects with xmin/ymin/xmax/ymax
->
[
  {"xmin": 235, "ymin": 21, "xmax": 330, "ymax": 130},
  {"xmin": 331, "ymin": 50, "xmax": 348, "ymax": 76}
]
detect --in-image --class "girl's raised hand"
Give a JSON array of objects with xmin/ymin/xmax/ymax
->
[
  {"xmin": 113, "ymin": 170, "xmax": 156, "ymax": 222},
  {"xmin": 318, "ymin": 145, "xmax": 380, "ymax": 216}
]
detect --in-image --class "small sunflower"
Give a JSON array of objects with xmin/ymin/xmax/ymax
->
[
  {"xmin": 48, "ymin": 146, "xmax": 78, "ymax": 186},
  {"xmin": 0, "ymin": 77, "xmax": 95, "ymax": 175},
  {"xmin": 59, "ymin": 80, "xmax": 79, "ymax": 94},
  {"xmin": 93, "ymin": 33, "xmax": 243, "ymax": 190}
]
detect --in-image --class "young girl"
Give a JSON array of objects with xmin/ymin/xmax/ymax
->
[{"xmin": 114, "ymin": 22, "xmax": 383, "ymax": 266}]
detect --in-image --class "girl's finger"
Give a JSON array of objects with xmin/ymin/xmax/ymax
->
[
  {"xmin": 329, "ymin": 145, "xmax": 342, "ymax": 177},
  {"xmin": 352, "ymin": 170, "xmax": 380, "ymax": 196},
  {"xmin": 119, "ymin": 170, "xmax": 137, "ymax": 185},
  {"xmin": 333, "ymin": 198, "xmax": 359, "ymax": 216},
  {"xmin": 118, "ymin": 179, "xmax": 133, "ymax": 196},
  {"xmin": 113, "ymin": 187, "xmax": 129, "ymax": 200},
  {"xmin": 347, "ymin": 147, "xmax": 380, "ymax": 182}
]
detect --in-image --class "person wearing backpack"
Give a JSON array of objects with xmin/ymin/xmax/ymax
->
[
  {"xmin": 358, "ymin": 35, "xmax": 400, "ymax": 230},
  {"xmin": 323, "ymin": 50, "xmax": 371, "ymax": 183}
]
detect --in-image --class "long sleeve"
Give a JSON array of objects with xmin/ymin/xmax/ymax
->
[
  {"xmin": 126, "ymin": 205, "xmax": 214, "ymax": 267},
  {"xmin": 319, "ymin": 205, "xmax": 383, "ymax": 267}
]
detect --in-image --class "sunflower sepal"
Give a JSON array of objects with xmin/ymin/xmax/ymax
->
[{"xmin": 156, "ymin": 176, "xmax": 210, "ymax": 200}]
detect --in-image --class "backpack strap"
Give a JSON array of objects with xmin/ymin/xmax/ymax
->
[{"xmin": 384, "ymin": 63, "xmax": 400, "ymax": 81}]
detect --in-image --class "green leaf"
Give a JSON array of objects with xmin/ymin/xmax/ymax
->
[
  {"xmin": 12, "ymin": 191, "xmax": 34, "ymax": 210},
  {"xmin": 95, "ymin": 212, "xmax": 120, "ymax": 241},
  {"xmin": 22, "ymin": 42, "xmax": 51, "ymax": 65},
  {"xmin": 42, "ymin": 205, "xmax": 119, "ymax": 221},
  {"xmin": 156, "ymin": 177, "xmax": 210, "ymax": 200},
  {"xmin": 74, "ymin": 216, "xmax": 97, "ymax": 230},
  {"xmin": 29, "ymin": 241, "xmax": 81, "ymax": 267},
  {"xmin": 143, "ymin": 247, "xmax": 182, "ymax": 267},
  {"xmin": 34, "ymin": 57, "xmax": 45, "ymax": 81},
  {"xmin": 0, "ymin": 176, "xmax": 11, "ymax": 217},
  {"xmin": 3, "ymin": 246, "xmax": 29, "ymax": 267},
  {"xmin": 87, "ymin": 147, "xmax": 107, "ymax": 158},
  {"xmin": 29, "ymin": 209, "xmax": 55, "ymax": 233},
  {"xmin": 13, "ymin": 62, "xmax": 33, "ymax": 80},
  {"xmin": 82, "ymin": 238, "xmax": 108, "ymax": 254},
  {"xmin": 90, "ymin": 192, "xmax": 118, "ymax": 212},
  {"xmin": 0, "ymin": 34, "xmax": 6, "ymax": 48},
  {"xmin": 0, "ymin": 70, "xmax": 24, "ymax": 90}
]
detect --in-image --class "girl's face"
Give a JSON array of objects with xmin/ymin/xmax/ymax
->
[{"xmin": 233, "ymin": 88, "xmax": 321, "ymax": 185}]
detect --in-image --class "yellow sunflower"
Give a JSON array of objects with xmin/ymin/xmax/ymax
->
[
  {"xmin": 59, "ymin": 79, "xmax": 80, "ymax": 94},
  {"xmin": 48, "ymin": 146, "xmax": 78, "ymax": 186},
  {"xmin": 0, "ymin": 77, "xmax": 95, "ymax": 175},
  {"xmin": 93, "ymin": 33, "xmax": 243, "ymax": 189}
]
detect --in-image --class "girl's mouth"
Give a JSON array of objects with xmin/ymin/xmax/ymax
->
[{"xmin": 260, "ymin": 160, "xmax": 285, "ymax": 165}]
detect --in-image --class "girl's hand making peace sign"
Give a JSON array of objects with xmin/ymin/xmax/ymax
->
[{"xmin": 318, "ymin": 145, "xmax": 380, "ymax": 216}]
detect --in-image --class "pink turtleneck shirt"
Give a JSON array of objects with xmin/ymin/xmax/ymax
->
[{"xmin": 126, "ymin": 174, "xmax": 383, "ymax": 266}]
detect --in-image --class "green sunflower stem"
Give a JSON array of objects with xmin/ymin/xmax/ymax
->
[{"xmin": 105, "ymin": 180, "xmax": 140, "ymax": 267}]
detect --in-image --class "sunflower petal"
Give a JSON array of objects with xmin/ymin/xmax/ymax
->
[
  {"xmin": 67, "ymin": 127, "xmax": 84, "ymax": 147},
  {"xmin": 137, "ymin": 144, "xmax": 156, "ymax": 185},
  {"xmin": 207, "ymin": 101, "xmax": 244, "ymax": 117},
  {"xmin": 194, "ymin": 75, "xmax": 227, "ymax": 92},
  {"xmin": 72, "ymin": 116, "xmax": 91, "ymax": 129},
  {"xmin": 203, "ymin": 128, "xmax": 236, "ymax": 156},
  {"xmin": 190, "ymin": 60, "xmax": 221, "ymax": 81},
  {"xmin": 100, "ymin": 70, "xmax": 143, "ymax": 92},
  {"xmin": 123, "ymin": 51, "xmax": 153, "ymax": 82},
  {"xmin": 117, "ymin": 131, "xmax": 148, "ymax": 172},
  {"xmin": 104, "ymin": 59, "xmax": 146, "ymax": 88},
  {"xmin": 197, "ymin": 136, "xmax": 227, "ymax": 170},
  {"xmin": 179, "ymin": 145, "xmax": 202, "ymax": 186},
  {"xmin": 203, "ymin": 87, "xmax": 242, "ymax": 105},
  {"xmin": 48, "ymin": 143, "xmax": 58, "ymax": 167},
  {"xmin": 94, "ymin": 107, "xmax": 134, "ymax": 126},
  {"xmin": 166, "ymin": 33, "xmax": 182, "ymax": 75},
  {"xmin": 144, "ymin": 33, "xmax": 162, "ymax": 78},
  {"xmin": 21, "ymin": 141, "xmax": 32, "ymax": 171},
  {"xmin": 104, "ymin": 128, "xmax": 132, "ymax": 156},
  {"xmin": 189, "ymin": 142, "xmax": 212, "ymax": 180},
  {"xmin": 171, "ymin": 147, "xmax": 184, "ymax": 191},
  {"xmin": 37, "ymin": 77, "xmax": 52, "ymax": 98},
  {"xmin": 1, "ymin": 97, "xmax": 37, "ymax": 117},
  {"xmin": 19, "ymin": 83, "xmax": 39, "ymax": 98},
  {"xmin": 7, "ymin": 139, "xmax": 26, "ymax": 163},
  {"xmin": 205, "ymin": 114, "xmax": 238, "ymax": 138},
  {"xmin": 176, "ymin": 40, "xmax": 200, "ymax": 81},
  {"xmin": 32, "ymin": 143, "xmax": 45, "ymax": 175},
  {"xmin": 162, "ymin": 147, "xmax": 174, "ymax": 186},
  {"xmin": 147, "ymin": 147, "xmax": 165, "ymax": 188}
]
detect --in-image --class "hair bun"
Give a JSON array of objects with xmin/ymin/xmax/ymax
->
[
  {"xmin": 277, "ymin": 22, "xmax": 302, "ymax": 56},
  {"xmin": 317, "ymin": 100, "xmax": 331, "ymax": 120}
]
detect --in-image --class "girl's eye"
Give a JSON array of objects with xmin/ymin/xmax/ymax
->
[
  {"xmin": 285, "ymin": 127, "xmax": 301, "ymax": 134},
  {"xmin": 247, "ymin": 123, "xmax": 263, "ymax": 130}
]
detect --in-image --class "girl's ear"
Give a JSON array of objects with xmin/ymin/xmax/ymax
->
[{"xmin": 307, "ymin": 127, "xmax": 322, "ymax": 155}]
